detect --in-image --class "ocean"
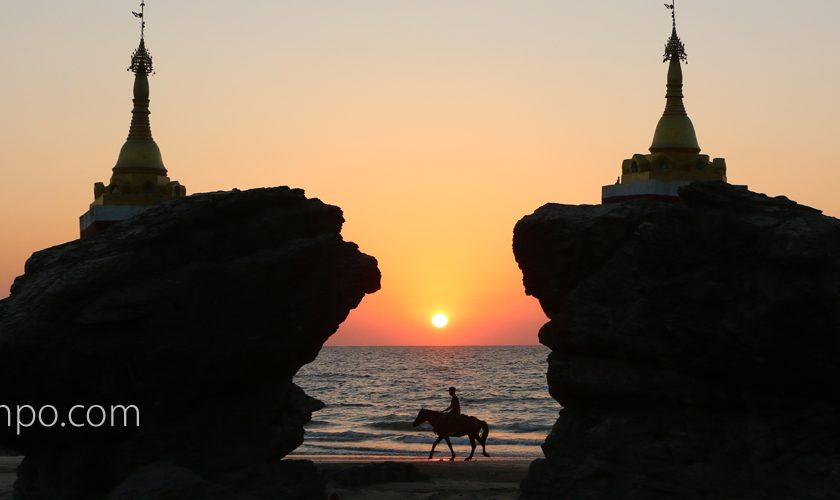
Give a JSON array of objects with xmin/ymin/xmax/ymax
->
[{"xmin": 291, "ymin": 346, "xmax": 558, "ymax": 460}]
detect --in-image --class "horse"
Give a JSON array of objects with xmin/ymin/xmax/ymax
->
[{"xmin": 412, "ymin": 408, "xmax": 490, "ymax": 461}]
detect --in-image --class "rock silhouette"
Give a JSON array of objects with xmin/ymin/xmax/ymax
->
[
  {"xmin": 513, "ymin": 182, "xmax": 840, "ymax": 499},
  {"xmin": 0, "ymin": 187, "xmax": 380, "ymax": 500}
]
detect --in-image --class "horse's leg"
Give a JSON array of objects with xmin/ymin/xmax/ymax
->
[
  {"xmin": 429, "ymin": 435, "xmax": 443, "ymax": 460},
  {"xmin": 465, "ymin": 436, "xmax": 476, "ymax": 461},
  {"xmin": 445, "ymin": 436, "xmax": 455, "ymax": 461},
  {"xmin": 480, "ymin": 421, "xmax": 490, "ymax": 457}
]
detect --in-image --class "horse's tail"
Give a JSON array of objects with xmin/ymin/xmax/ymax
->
[{"xmin": 480, "ymin": 420, "xmax": 489, "ymax": 443}]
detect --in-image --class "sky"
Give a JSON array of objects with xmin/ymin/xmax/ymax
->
[{"xmin": 2, "ymin": 1, "xmax": 839, "ymax": 345}]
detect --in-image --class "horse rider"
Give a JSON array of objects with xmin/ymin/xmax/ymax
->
[{"xmin": 442, "ymin": 386, "xmax": 461, "ymax": 423}]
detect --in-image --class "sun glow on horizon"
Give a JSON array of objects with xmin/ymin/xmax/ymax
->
[
  {"xmin": 431, "ymin": 313, "xmax": 449, "ymax": 329},
  {"xmin": 3, "ymin": 2, "xmax": 840, "ymax": 348}
]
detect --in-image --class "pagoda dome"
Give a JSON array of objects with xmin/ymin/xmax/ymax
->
[{"xmin": 650, "ymin": 56, "xmax": 700, "ymax": 154}]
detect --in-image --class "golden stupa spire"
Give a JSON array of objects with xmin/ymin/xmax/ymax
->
[
  {"xmin": 601, "ymin": 0, "xmax": 727, "ymax": 204},
  {"xmin": 114, "ymin": 0, "xmax": 166, "ymax": 174},
  {"xmin": 80, "ymin": 0, "xmax": 185, "ymax": 238},
  {"xmin": 650, "ymin": 0, "xmax": 700, "ymax": 154}
]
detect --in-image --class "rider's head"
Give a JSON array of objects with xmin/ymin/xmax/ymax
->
[{"xmin": 448, "ymin": 386, "xmax": 456, "ymax": 395}]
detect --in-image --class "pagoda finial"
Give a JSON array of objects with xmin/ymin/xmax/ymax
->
[
  {"xmin": 663, "ymin": 1, "xmax": 687, "ymax": 63},
  {"xmin": 132, "ymin": 1, "xmax": 146, "ymax": 40},
  {"xmin": 129, "ymin": 1, "xmax": 153, "ymax": 75}
]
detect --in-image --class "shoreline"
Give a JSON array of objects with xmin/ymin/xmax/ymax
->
[
  {"xmin": 314, "ymin": 457, "xmax": 532, "ymax": 499},
  {"xmin": 294, "ymin": 453, "xmax": 537, "ymax": 462},
  {"xmin": 0, "ymin": 456, "xmax": 533, "ymax": 499}
]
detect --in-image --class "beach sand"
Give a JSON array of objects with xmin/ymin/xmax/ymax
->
[
  {"xmin": 0, "ymin": 456, "xmax": 531, "ymax": 499},
  {"xmin": 313, "ymin": 456, "xmax": 531, "ymax": 500}
]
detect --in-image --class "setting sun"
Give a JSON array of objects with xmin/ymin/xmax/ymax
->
[{"xmin": 431, "ymin": 313, "xmax": 449, "ymax": 329}]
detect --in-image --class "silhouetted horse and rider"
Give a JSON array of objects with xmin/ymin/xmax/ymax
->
[{"xmin": 413, "ymin": 387, "xmax": 490, "ymax": 461}]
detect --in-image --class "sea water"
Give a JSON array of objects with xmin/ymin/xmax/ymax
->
[{"xmin": 291, "ymin": 346, "xmax": 558, "ymax": 459}]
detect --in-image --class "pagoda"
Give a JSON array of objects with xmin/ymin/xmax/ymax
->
[
  {"xmin": 602, "ymin": 1, "xmax": 726, "ymax": 203},
  {"xmin": 80, "ymin": 1, "xmax": 186, "ymax": 238}
]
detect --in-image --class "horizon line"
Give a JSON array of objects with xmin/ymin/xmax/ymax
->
[{"xmin": 323, "ymin": 344, "xmax": 545, "ymax": 348}]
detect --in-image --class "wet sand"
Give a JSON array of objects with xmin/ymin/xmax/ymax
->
[
  {"xmin": 0, "ymin": 456, "xmax": 532, "ymax": 499},
  {"xmin": 314, "ymin": 456, "xmax": 531, "ymax": 500}
]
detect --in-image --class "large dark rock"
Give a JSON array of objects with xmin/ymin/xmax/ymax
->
[
  {"xmin": 513, "ymin": 182, "xmax": 840, "ymax": 499},
  {"xmin": 0, "ymin": 187, "xmax": 380, "ymax": 500}
]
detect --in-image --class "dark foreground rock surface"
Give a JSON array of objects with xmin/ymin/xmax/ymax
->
[
  {"xmin": 513, "ymin": 182, "xmax": 840, "ymax": 499},
  {"xmin": 0, "ymin": 187, "xmax": 380, "ymax": 500}
]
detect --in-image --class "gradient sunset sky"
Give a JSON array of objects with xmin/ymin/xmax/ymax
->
[{"xmin": 2, "ymin": 1, "xmax": 839, "ymax": 345}]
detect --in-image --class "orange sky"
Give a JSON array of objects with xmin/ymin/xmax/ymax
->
[{"xmin": 2, "ymin": 1, "xmax": 839, "ymax": 345}]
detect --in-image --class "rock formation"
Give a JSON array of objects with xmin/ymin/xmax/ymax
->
[
  {"xmin": 0, "ymin": 187, "xmax": 380, "ymax": 500},
  {"xmin": 513, "ymin": 182, "xmax": 840, "ymax": 499}
]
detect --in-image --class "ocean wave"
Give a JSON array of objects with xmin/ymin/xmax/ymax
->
[
  {"xmin": 304, "ymin": 430, "xmax": 544, "ymax": 447},
  {"xmin": 295, "ymin": 441, "xmax": 543, "ymax": 458},
  {"xmin": 366, "ymin": 421, "xmax": 431, "ymax": 431},
  {"xmin": 305, "ymin": 430, "xmax": 380, "ymax": 442},
  {"xmin": 465, "ymin": 396, "xmax": 551, "ymax": 404},
  {"xmin": 297, "ymin": 442, "xmax": 419, "ymax": 456},
  {"xmin": 400, "ymin": 435, "xmax": 545, "ymax": 446},
  {"xmin": 497, "ymin": 422, "xmax": 552, "ymax": 433},
  {"xmin": 295, "ymin": 345, "xmax": 558, "ymax": 455},
  {"xmin": 307, "ymin": 420, "xmax": 546, "ymax": 435},
  {"xmin": 297, "ymin": 372, "xmax": 373, "ymax": 380}
]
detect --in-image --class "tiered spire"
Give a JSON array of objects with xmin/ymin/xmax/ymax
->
[
  {"xmin": 114, "ymin": 0, "xmax": 166, "ymax": 174},
  {"xmin": 650, "ymin": 0, "xmax": 700, "ymax": 154}
]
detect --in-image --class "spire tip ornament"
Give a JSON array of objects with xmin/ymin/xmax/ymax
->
[
  {"xmin": 663, "ymin": 1, "xmax": 687, "ymax": 63},
  {"xmin": 129, "ymin": 1, "xmax": 153, "ymax": 74},
  {"xmin": 131, "ymin": 1, "xmax": 146, "ymax": 39}
]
